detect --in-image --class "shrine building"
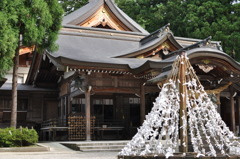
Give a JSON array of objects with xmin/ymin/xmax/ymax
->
[{"xmin": 0, "ymin": 0, "xmax": 240, "ymax": 140}]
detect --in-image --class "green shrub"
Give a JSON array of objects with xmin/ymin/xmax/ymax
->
[{"xmin": 0, "ymin": 127, "xmax": 38, "ymax": 147}]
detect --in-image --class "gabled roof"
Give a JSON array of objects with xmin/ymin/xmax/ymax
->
[
  {"xmin": 62, "ymin": 0, "xmax": 148, "ymax": 34},
  {"xmin": 115, "ymin": 24, "xmax": 183, "ymax": 58},
  {"xmin": 45, "ymin": 26, "xmax": 227, "ymax": 75},
  {"xmin": 46, "ymin": 24, "xmax": 185, "ymax": 71},
  {"xmin": 47, "ymin": 29, "xmax": 147, "ymax": 70}
]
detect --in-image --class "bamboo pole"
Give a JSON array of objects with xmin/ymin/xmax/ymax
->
[{"xmin": 179, "ymin": 54, "xmax": 188, "ymax": 153}]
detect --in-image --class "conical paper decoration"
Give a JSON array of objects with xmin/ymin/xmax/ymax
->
[{"xmin": 119, "ymin": 55, "xmax": 240, "ymax": 158}]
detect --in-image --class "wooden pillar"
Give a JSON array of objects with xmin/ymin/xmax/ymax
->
[
  {"xmin": 68, "ymin": 82, "xmax": 72, "ymax": 115},
  {"xmin": 140, "ymin": 84, "xmax": 145, "ymax": 124},
  {"xmin": 230, "ymin": 88, "xmax": 236, "ymax": 134},
  {"xmin": 85, "ymin": 90, "xmax": 91, "ymax": 141},
  {"xmin": 238, "ymin": 96, "xmax": 240, "ymax": 135},
  {"xmin": 179, "ymin": 56, "xmax": 188, "ymax": 153},
  {"xmin": 216, "ymin": 93, "xmax": 221, "ymax": 113}
]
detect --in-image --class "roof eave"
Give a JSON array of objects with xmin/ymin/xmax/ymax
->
[
  {"xmin": 131, "ymin": 60, "xmax": 172, "ymax": 75},
  {"xmin": 0, "ymin": 78, "xmax": 7, "ymax": 88},
  {"xmin": 147, "ymin": 48, "xmax": 240, "ymax": 84},
  {"xmin": 47, "ymin": 53, "xmax": 131, "ymax": 71},
  {"xmin": 62, "ymin": 24, "xmax": 148, "ymax": 37}
]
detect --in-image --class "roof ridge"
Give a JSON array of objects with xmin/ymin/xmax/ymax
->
[
  {"xmin": 105, "ymin": 0, "xmax": 148, "ymax": 33},
  {"xmin": 62, "ymin": 0, "xmax": 104, "ymax": 25},
  {"xmin": 140, "ymin": 23, "xmax": 171, "ymax": 44},
  {"xmin": 62, "ymin": 24, "xmax": 147, "ymax": 36},
  {"xmin": 165, "ymin": 36, "xmax": 212, "ymax": 58}
]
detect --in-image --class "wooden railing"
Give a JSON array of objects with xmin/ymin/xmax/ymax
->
[
  {"xmin": 95, "ymin": 119, "xmax": 124, "ymax": 127},
  {"xmin": 41, "ymin": 118, "xmax": 68, "ymax": 141},
  {"xmin": 94, "ymin": 119, "xmax": 125, "ymax": 140},
  {"xmin": 41, "ymin": 118, "xmax": 67, "ymax": 128}
]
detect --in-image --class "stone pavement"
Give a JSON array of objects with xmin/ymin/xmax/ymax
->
[{"xmin": 0, "ymin": 142, "xmax": 119, "ymax": 159}]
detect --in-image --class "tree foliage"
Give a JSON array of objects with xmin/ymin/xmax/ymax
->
[
  {"xmin": 19, "ymin": 0, "xmax": 64, "ymax": 51},
  {"xmin": 0, "ymin": 0, "xmax": 63, "ymax": 79},
  {"xmin": 59, "ymin": 0, "xmax": 89, "ymax": 15},
  {"xmin": 116, "ymin": 0, "xmax": 240, "ymax": 61},
  {"xmin": 0, "ymin": 1, "xmax": 20, "ymax": 79},
  {"xmin": 0, "ymin": 0, "xmax": 64, "ymax": 128}
]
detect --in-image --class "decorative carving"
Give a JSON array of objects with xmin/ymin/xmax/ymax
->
[
  {"xmin": 79, "ymin": 5, "xmax": 130, "ymax": 31},
  {"xmin": 201, "ymin": 59, "xmax": 211, "ymax": 64},
  {"xmin": 162, "ymin": 47, "xmax": 169, "ymax": 55},
  {"xmin": 162, "ymin": 42, "xmax": 170, "ymax": 49},
  {"xmin": 196, "ymin": 64, "xmax": 216, "ymax": 73},
  {"xmin": 162, "ymin": 42, "xmax": 170, "ymax": 55}
]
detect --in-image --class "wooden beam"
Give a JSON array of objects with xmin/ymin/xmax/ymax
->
[
  {"xmin": 93, "ymin": 87, "xmax": 140, "ymax": 94},
  {"xmin": 35, "ymin": 83, "xmax": 58, "ymax": 88},
  {"xmin": 19, "ymin": 45, "xmax": 35, "ymax": 55},
  {"xmin": 140, "ymin": 84, "xmax": 145, "ymax": 124},
  {"xmin": 142, "ymin": 45, "xmax": 164, "ymax": 58}
]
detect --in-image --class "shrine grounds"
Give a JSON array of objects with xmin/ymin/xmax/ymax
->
[
  {"xmin": 0, "ymin": 142, "xmax": 118, "ymax": 159},
  {"xmin": 0, "ymin": 151, "xmax": 118, "ymax": 159}
]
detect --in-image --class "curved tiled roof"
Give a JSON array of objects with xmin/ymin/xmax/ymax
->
[
  {"xmin": 148, "ymin": 47, "xmax": 240, "ymax": 83},
  {"xmin": 62, "ymin": 0, "xmax": 149, "ymax": 34},
  {"xmin": 115, "ymin": 31, "xmax": 183, "ymax": 58}
]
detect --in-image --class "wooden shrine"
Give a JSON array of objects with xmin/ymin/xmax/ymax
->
[{"xmin": 1, "ymin": 0, "xmax": 240, "ymax": 142}]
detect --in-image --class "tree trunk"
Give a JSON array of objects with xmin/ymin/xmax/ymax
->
[{"xmin": 10, "ymin": 40, "xmax": 20, "ymax": 128}]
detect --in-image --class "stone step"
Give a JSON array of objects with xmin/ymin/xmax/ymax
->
[
  {"xmin": 79, "ymin": 145, "xmax": 124, "ymax": 149},
  {"xmin": 77, "ymin": 141, "xmax": 129, "ymax": 147},
  {"xmin": 79, "ymin": 145, "xmax": 124, "ymax": 152},
  {"xmin": 61, "ymin": 140, "xmax": 129, "ymax": 152},
  {"xmin": 77, "ymin": 141, "xmax": 129, "ymax": 152},
  {"xmin": 79, "ymin": 148, "xmax": 122, "ymax": 152}
]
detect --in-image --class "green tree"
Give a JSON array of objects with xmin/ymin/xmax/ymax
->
[
  {"xmin": 115, "ymin": 0, "xmax": 165, "ymax": 32},
  {"xmin": 180, "ymin": 0, "xmax": 240, "ymax": 60},
  {"xmin": 0, "ymin": 1, "xmax": 19, "ymax": 80},
  {"xmin": 0, "ymin": 0, "xmax": 63, "ymax": 128},
  {"xmin": 116, "ymin": 0, "xmax": 240, "ymax": 60}
]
